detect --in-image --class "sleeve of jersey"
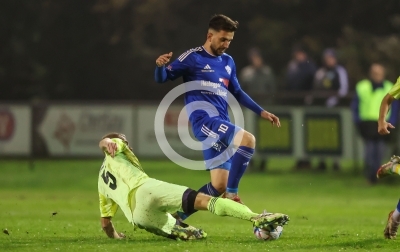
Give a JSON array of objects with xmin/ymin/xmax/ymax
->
[
  {"xmin": 154, "ymin": 53, "xmax": 194, "ymax": 83},
  {"xmin": 389, "ymin": 76, "xmax": 400, "ymax": 100},
  {"xmin": 229, "ymin": 63, "xmax": 264, "ymax": 115},
  {"xmin": 99, "ymin": 193, "xmax": 118, "ymax": 217}
]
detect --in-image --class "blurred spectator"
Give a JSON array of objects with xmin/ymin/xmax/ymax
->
[
  {"xmin": 351, "ymin": 63, "xmax": 399, "ymax": 185},
  {"xmin": 313, "ymin": 48, "xmax": 349, "ymax": 171},
  {"xmin": 239, "ymin": 48, "xmax": 276, "ymax": 102},
  {"xmin": 286, "ymin": 45, "xmax": 317, "ymax": 91},
  {"xmin": 313, "ymin": 48, "xmax": 349, "ymax": 107},
  {"xmin": 286, "ymin": 45, "xmax": 317, "ymax": 170},
  {"xmin": 239, "ymin": 48, "xmax": 276, "ymax": 172}
]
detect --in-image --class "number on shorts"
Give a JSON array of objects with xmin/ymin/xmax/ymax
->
[
  {"xmin": 101, "ymin": 170, "xmax": 117, "ymax": 190},
  {"xmin": 218, "ymin": 124, "xmax": 229, "ymax": 134}
]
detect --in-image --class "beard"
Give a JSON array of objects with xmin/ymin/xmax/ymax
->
[{"xmin": 210, "ymin": 44, "xmax": 226, "ymax": 56}]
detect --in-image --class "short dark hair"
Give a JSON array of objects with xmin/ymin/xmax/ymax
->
[
  {"xmin": 292, "ymin": 44, "xmax": 308, "ymax": 54},
  {"xmin": 248, "ymin": 47, "xmax": 262, "ymax": 59},
  {"xmin": 209, "ymin": 14, "xmax": 238, "ymax": 32}
]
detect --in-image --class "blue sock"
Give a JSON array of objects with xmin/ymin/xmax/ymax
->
[
  {"xmin": 226, "ymin": 146, "xmax": 254, "ymax": 194},
  {"xmin": 177, "ymin": 182, "xmax": 221, "ymax": 220},
  {"xmin": 397, "ymin": 199, "xmax": 400, "ymax": 212}
]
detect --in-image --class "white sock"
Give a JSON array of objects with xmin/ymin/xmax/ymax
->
[{"xmin": 392, "ymin": 209, "xmax": 400, "ymax": 223}]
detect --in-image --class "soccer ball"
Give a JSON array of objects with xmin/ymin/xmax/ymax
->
[{"xmin": 253, "ymin": 225, "xmax": 283, "ymax": 241}]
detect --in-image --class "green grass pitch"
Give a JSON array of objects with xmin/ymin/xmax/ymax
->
[{"xmin": 1, "ymin": 159, "xmax": 400, "ymax": 251}]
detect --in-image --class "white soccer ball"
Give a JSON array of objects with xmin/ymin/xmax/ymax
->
[{"xmin": 253, "ymin": 225, "xmax": 283, "ymax": 241}]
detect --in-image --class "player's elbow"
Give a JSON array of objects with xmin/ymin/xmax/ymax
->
[
  {"xmin": 154, "ymin": 73, "xmax": 168, "ymax": 84},
  {"xmin": 154, "ymin": 67, "xmax": 169, "ymax": 83},
  {"xmin": 154, "ymin": 78, "xmax": 165, "ymax": 84}
]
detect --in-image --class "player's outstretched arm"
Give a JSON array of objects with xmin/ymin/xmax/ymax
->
[
  {"xmin": 154, "ymin": 52, "xmax": 173, "ymax": 83},
  {"xmin": 229, "ymin": 65, "xmax": 279, "ymax": 127},
  {"xmin": 101, "ymin": 217, "xmax": 126, "ymax": 239},
  {"xmin": 99, "ymin": 138, "xmax": 118, "ymax": 157},
  {"xmin": 230, "ymin": 86, "xmax": 280, "ymax": 127},
  {"xmin": 378, "ymin": 93, "xmax": 396, "ymax": 135}
]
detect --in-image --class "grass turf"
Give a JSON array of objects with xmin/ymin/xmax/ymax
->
[{"xmin": 1, "ymin": 159, "xmax": 400, "ymax": 251}]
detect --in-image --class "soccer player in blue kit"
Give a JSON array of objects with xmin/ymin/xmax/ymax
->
[{"xmin": 154, "ymin": 14, "xmax": 280, "ymax": 220}]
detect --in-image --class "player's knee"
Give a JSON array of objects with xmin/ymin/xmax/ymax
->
[
  {"xmin": 148, "ymin": 194, "xmax": 162, "ymax": 208},
  {"xmin": 211, "ymin": 182, "xmax": 226, "ymax": 194},
  {"xmin": 241, "ymin": 131, "xmax": 255, "ymax": 148}
]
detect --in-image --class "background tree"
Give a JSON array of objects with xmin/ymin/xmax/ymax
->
[{"xmin": 1, "ymin": 0, "xmax": 399, "ymax": 102}]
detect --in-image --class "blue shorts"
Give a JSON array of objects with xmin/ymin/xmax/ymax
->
[{"xmin": 192, "ymin": 116, "xmax": 242, "ymax": 170}]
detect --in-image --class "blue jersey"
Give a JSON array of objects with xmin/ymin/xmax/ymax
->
[{"xmin": 155, "ymin": 46, "xmax": 264, "ymax": 126}]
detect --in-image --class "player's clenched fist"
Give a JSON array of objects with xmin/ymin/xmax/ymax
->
[
  {"xmin": 99, "ymin": 138, "xmax": 118, "ymax": 157},
  {"xmin": 156, "ymin": 52, "xmax": 173, "ymax": 67}
]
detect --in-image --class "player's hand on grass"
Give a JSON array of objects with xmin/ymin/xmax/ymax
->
[
  {"xmin": 114, "ymin": 231, "xmax": 126, "ymax": 239},
  {"xmin": 156, "ymin": 52, "xmax": 173, "ymax": 67},
  {"xmin": 261, "ymin": 111, "xmax": 281, "ymax": 127},
  {"xmin": 378, "ymin": 120, "xmax": 395, "ymax": 135},
  {"xmin": 101, "ymin": 217, "xmax": 125, "ymax": 239}
]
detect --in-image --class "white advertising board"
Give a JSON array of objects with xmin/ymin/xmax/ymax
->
[
  {"xmin": 38, "ymin": 105, "xmax": 133, "ymax": 156},
  {"xmin": 136, "ymin": 105, "xmax": 202, "ymax": 158},
  {"xmin": 0, "ymin": 105, "xmax": 31, "ymax": 155}
]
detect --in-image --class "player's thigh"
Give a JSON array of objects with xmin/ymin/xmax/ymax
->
[
  {"xmin": 133, "ymin": 179, "xmax": 187, "ymax": 234},
  {"xmin": 132, "ymin": 207, "xmax": 176, "ymax": 237},
  {"xmin": 197, "ymin": 118, "xmax": 240, "ymax": 170},
  {"xmin": 135, "ymin": 178, "xmax": 188, "ymax": 213},
  {"xmin": 196, "ymin": 117, "xmax": 241, "ymax": 147}
]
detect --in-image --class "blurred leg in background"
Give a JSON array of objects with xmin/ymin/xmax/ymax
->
[{"xmin": 365, "ymin": 139, "xmax": 387, "ymax": 185}]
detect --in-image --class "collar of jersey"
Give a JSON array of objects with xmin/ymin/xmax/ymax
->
[{"xmin": 202, "ymin": 46, "xmax": 222, "ymax": 59}]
